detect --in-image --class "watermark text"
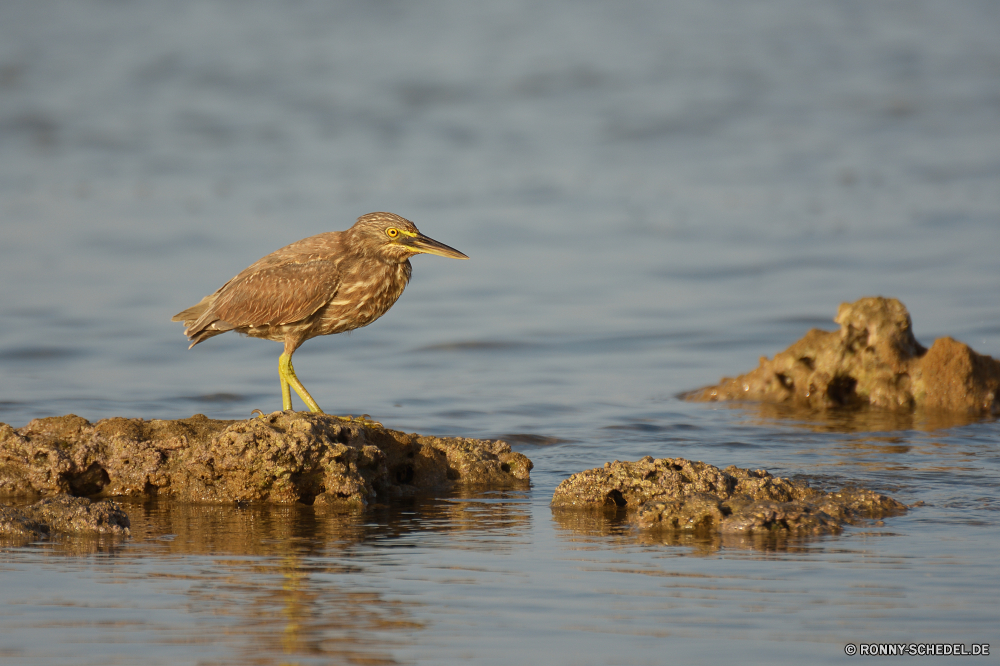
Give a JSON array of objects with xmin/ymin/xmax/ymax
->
[{"xmin": 845, "ymin": 643, "xmax": 989, "ymax": 657}]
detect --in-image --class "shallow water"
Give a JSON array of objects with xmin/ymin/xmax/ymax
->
[{"xmin": 1, "ymin": 1, "xmax": 999, "ymax": 663}]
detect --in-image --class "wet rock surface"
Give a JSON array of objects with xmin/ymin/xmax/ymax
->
[
  {"xmin": 0, "ymin": 412, "xmax": 532, "ymax": 506},
  {"xmin": 552, "ymin": 456, "xmax": 906, "ymax": 536},
  {"xmin": 685, "ymin": 297, "xmax": 1000, "ymax": 415},
  {"xmin": 0, "ymin": 495, "xmax": 130, "ymax": 539}
]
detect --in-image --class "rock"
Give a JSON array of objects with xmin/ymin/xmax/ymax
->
[
  {"xmin": 23, "ymin": 495, "xmax": 131, "ymax": 535},
  {"xmin": 719, "ymin": 500, "xmax": 841, "ymax": 535},
  {"xmin": 684, "ymin": 296, "xmax": 1000, "ymax": 415},
  {"xmin": 552, "ymin": 456, "xmax": 905, "ymax": 537},
  {"xmin": 0, "ymin": 495, "xmax": 130, "ymax": 539},
  {"xmin": 0, "ymin": 505, "xmax": 49, "ymax": 538},
  {"xmin": 0, "ymin": 412, "xmax": 532, "ymax": 506},
  {"xmin": 635, "ymin": 493, "xmax": 727, "ymax": 531},
  {"xmin": 550, "ymin": 457, "xmax": 816, "ymax": 510}
]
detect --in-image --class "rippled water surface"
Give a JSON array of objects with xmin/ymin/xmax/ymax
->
[{"xmin": 1, "ymin": 1, "xmax": 999, "ymax": 664}]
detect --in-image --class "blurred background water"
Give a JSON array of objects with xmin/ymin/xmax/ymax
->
[{"xmin": 1, "ymin": 1, "xmax": 999, "ymax": 664}]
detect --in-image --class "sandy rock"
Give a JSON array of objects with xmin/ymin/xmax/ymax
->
[
  {"xmin": 551, "ymin": 457, "xmax": 815, "ymax": 510},
  {"xmin": 0, "ymin": 495, "xmax": 130, "ymax": 539},
  {"xmin": 23, "ymin": 495, "xmax": 131, "ymax": 535},
  {"xmin": 412, "ymin": 435, "xmax": 533, "ymax": 484},
  {"xmin": 552, "ymin": 456, "xmax": 905, "ymax": 536},
  {"xmin": 635, "ymin": 493, "xmax": 727, "ymax": 531},
  {"xmin": 549, "ymin": 457, "xmax": 741, "ymax": 509},
  {"xmin": 811, "ymin": 487, "xmax": 909, "ymax": 522},
  {"xmin": 0, "ymin": 412, "xmax": 532, "ymax": 506},
  {"xmin": 719, "ymin": 500, "xmax": 841, "ymax": 535},
  {"xmin": 685, "ymin": 296, "xmax": 1000, "ymax": 415},
  {"xmin": 0, "ymin": 505, "xmax": 49, "ymax": 538}
]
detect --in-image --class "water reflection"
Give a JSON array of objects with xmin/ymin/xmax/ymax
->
[
  {"xmin": 362, "ymin": 492, "xmax": 532, "ymax": 548},
  {"xmin": 0, "ymin": 490, "xmax": 533, "ymax": 558},
  {"xmin": 0, "ymin": 491, "xmax": 531, "ymax": 665},
  {"xmin": 0, "ymin": 531, "xmax": 127, "ymax": 554},
  {"xmin": 551, "ymin": 506, "xmax": 868, "ymax": 557},
  {"xmin": 181, "ymin": 555, "xmax": 417, "ymax": 666},
  {"xmin": 125, "ymin": 501, "xmax": 362, "ymax": 556},
  {"xmin": 719, "ymin": 401, "xmax": 995, "ymax": 433},
  {"xmin": 496, "ymin": 433, "xmax": 572, "ymax": 447}
]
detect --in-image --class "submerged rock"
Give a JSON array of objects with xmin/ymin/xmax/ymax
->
[
  {"xmin": 0, "ymin": 412, "xmax": 532, "ymax": 506},
  {"xmin": 0, "ymin": 505, "xmax": 49, "ymax": 538},
  {"xmin": 0, "ymin": 495, "xmax": 130, "ymax": 538},
  {"xmin": 552, "ymin": 456, "xmax": 905, "ymax": 536},
  {"xmin": 685, "ymin": 297, "xmax": 1000, "ymax": 415}
]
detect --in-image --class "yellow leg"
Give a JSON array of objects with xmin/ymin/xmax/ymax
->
[
  {"xmin": 278, "ymin": 352, "xmax": 324, "ymax": 413},
  {"xmin": 280, "ymin": 372, "xmax": 292, "ymax": 411}
]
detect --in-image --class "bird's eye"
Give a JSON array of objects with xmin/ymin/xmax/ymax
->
[{"xmin": 386, "ymin": 228, "xmax": 399, "ymax": 238}]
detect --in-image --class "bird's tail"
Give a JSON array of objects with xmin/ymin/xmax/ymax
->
[{"xmin": 172, "ymin": 294, "xmax": 233, "ymax": 348}]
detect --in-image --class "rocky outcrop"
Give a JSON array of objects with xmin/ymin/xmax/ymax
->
[
  {"xmin": 1, "ymin": 495, "xmax": 130, "ymax": 539},
  {"xmin": 0, "ymin": 412, "xmax": 532, "ymax": 507},
  {"xmin": 552, "ymin": 456, "xmax": 905, "ymax": 537},
  {"xmin": 685, "ymin": 297, "xmax": 1000, "ymax": 415}
]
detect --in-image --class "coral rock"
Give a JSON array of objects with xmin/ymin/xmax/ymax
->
[
  {"xmin": 552, "ymin": 456, "xmax": 905, "ymax": 536},
  {"xmin": 0, "ymin": 412, "xmax": 532, "ymax": 506},
  {"xmin": 686, "ymin": 297, "xmax": 1000, "ymax": 415},
  {"xmin": 1, "ymin": 495, "xmax": 130, "ymax": 539}
]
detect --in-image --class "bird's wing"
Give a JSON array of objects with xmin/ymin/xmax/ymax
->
[{"xmin": 210, "ymin": 259, "xmax": 341, "ymax": 328}]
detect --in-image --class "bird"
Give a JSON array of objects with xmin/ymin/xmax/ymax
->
[{"xmin": 172, "ymin": 212, "xmax": 468, "ymax": 414}]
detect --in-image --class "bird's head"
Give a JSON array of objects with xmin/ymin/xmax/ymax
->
[{"xmin": 351, "ymin": 212, "xmax": 469, "ymax": 264}]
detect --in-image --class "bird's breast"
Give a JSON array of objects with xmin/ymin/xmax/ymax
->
[{"xmin": 318, "ymin": 261, "xmax": 411, "ymax": 334}]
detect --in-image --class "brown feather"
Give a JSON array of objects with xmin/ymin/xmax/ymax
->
[
  {"xmin": 172, "ymin": 212, "xmax": 441, "ymax": 354},
  {"xmin": 171, "ymin": 211, "xmax": 465, "ymax": 411},
  {"xmin": 211, "ymin": 260, "xmax": 341, "ymax": 328}
]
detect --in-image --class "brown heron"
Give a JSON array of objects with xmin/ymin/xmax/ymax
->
[{"xmin": 172, "ymin": 212, "xmax": 468, "ymax": 413}]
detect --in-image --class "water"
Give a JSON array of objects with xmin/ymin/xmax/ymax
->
[{"xmin": 1, "ymin": 1, "xmax": 999, "ymax": 663}]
